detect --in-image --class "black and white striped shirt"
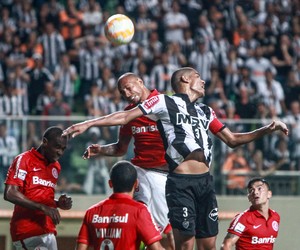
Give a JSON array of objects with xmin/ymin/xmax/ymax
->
[
  {"xmin": 139, "ymin": 93, "xmax": 225, "ymax": 171},
  {"xmin": 38, "ymin": 31, "xmax": 66, "ymax": 72}
]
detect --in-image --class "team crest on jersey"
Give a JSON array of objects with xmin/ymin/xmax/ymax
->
[
  {"xmin": 272, "ymin": 221, "xmax": 279, "ymax": 231},
  {"xmin": 182, "ymin": 220, "xmax": 189, "ymax": 229},
  {"xmin": 209, "ymin": 208, "xmax": 218, "ymax": 221},
  {"xmin": 144, "ymin": 96, "xmax": 159, "ymax": 109},
  {"xmin": 52, "ymin": 168, "xmax": 58, "ymax": 179}
]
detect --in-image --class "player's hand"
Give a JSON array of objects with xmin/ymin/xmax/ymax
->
[
  {"xmin": 40, "ymin": 205, "xmax": 61, "ymax": 225},
  {"xmin": 268, "ymin": 120, "xmax": 289, "ymax": 135},
  {"xmin": 82, "ymin": 144, "xmax": 102, "ymax": 159},
  {"xmin": 57, "ymin": 194, "xmax": 73, "ymax": 210},
  {"xmin": 62, "ymin": 122, "xmax": 90, "ymax": 138}
]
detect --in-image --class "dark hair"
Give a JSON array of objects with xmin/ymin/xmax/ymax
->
[
  {"xmin": 43, "ymin": 126, "xmax": 63, "ymax": 141},
  {"xmin": 171, "ymin": 67, "xmax": 193, "ymax": 92},
  {"xmin": 110, "ymin": 160, "xmax": 137, "ymax": 193},
  {"xmin": 247, "ymin": 177, "xmax": 270, "ymax": 190}
]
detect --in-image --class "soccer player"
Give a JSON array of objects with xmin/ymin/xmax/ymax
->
[
  {"xmin": 63, "ymin": 67, "xmax": 288, "ymax": 250},
  {"xmin": 75, "ymin": 160, "xmax": 164, "ymax": 250},
  {"xmin": 220, "ymin": 177, "xmax": 280, "ymax": 250},
  {"xmin": 82, "ymin": 72, "xmax": 175, "ymax": 249},
  {"xmin": 4, "ymin": 126, "xmax": 72, "ymax": 250}
]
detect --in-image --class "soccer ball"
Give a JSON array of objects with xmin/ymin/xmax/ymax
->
[{"xmin": 104, "ymin": 14, "xmax": 135, "ymax": 46}]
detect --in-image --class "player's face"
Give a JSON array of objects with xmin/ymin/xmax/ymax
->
[
  {"xmin": 190, "ymin": 70, "xmax": 205, "ymax": 97},
  {"xmin": 118, "ymin": 77, "xmax": 144, "ymax": 104},
  {"xmin": 43, "ymin": 136, "xmax": 68, "ymax": 163},
  {"xmin": 247, "ymin": 181, "xmax": 272, "ymax": 206}
]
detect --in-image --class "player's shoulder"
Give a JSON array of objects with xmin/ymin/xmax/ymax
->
[{"xmin": 269, "ymin": 209, "xmax": 280, "ymax": 220}]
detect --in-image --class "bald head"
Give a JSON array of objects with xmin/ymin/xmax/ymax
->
[{"xmin": 117, "ymin": 73, "xmax": 141, "ymax": 89}]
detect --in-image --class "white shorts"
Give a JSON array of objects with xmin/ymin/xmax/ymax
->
[
  {"xmin": 13, "ymin": 233, "xmax": 57, "ymax": 250},
  {"xmin": 133, "ymin": 166, "xmax": 169, "ymax": 233}
]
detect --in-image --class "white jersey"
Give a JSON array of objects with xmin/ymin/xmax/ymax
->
[{"xmin": 138, "ymin": 93, "xmax": 225, "ymax": 172}]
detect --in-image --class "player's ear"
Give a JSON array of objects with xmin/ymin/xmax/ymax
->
[
  {"xmin": 267, "ymin": 190, "xmax": 272, "ymax": 199},
  {"xmin": 42, "ymin": 137, "xmax": 48, "ymax": 145},
  {"xmin": 108, "ymin": 180, "xmax": 113, "ymax": 188},
  {"xmin": 181, "ymin": 75, "xmax": 189, "ymax": 83},
  {"xmin": 134, "ymin": 179, "xmax": 139, "ymax": 191}
]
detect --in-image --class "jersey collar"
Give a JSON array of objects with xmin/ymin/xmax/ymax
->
[
  {"xmin": 174, "ymin": 93, "xmax": 192, "ymax": 103},
  {"xmin": 110, "ymin": 193, "xmax": 133, "ymax": 200}
]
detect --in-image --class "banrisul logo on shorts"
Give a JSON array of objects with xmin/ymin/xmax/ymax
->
[{"xmin": 209, "ymin": 208, "xmax": 218, "ymax": 221}]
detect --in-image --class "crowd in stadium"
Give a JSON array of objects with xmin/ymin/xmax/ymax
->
[{"xmin": 0, "ymin": 0, "xmax": 300, "ymax": 194}]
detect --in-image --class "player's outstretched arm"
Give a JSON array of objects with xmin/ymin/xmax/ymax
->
[
  {"xmin": 220, "ymin": 233, "xmax": 239, "ymax": 250},
  {"xmin": 82, "ymin": 133, "xmax": 132, "ymax": 159},
  {"xmin": 4, "ymin": 184, "xmax": 62, "ymax": 225},
  {"xmin": 62, "ymin": 107, "xmax": 143, "ymax": 138},
  {"xmin": 216, "ymin": 120, "xmax": 289, "ymax": 148}
]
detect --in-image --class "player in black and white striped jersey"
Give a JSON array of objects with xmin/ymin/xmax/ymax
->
[{"xmin": 63, "ymin": 67, "xmax": 289, "ymax": 250}]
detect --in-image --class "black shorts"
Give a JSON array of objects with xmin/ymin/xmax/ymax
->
[{"xmin": 165, "ymin": 172, "xmax": 218, "ymax": 238}]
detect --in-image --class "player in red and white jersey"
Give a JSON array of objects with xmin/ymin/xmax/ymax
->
[
  {"xmin": 69, "ymin": 73, "xmax": 175, "ymax": 249},
  {"xmin": 221, "ymin": 177, "xmax": 280, "ymax": 250},
  {"xmin": 4, "ymin": 127, "xmax": 72, "ymax": 250},
  {"xmin": 76, "ymin": 160, "xmax": 164, "ymax": 250}
]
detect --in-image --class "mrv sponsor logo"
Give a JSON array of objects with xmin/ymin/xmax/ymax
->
[{"xmin": 176, "ymin": 113, "xmax": 209, "ymax": 129}]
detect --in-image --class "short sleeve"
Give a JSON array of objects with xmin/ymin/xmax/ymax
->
[
  {"xmin": 138, "ymin": 94, "xmax": 164, "ymax": 115},
  {"xmin": 5, "ymin": 154, "xmax": 28, "ymax": 187},
  {"xmin": 209, "ymin": 108, "xmax": 225, "ymax": 134},
  {"xmin": 227, "ymin": 213, "xmax": 247, "ymax": 237},
  {"xmin": 76, "ymin": 212, "xmax": 91, "ymax": 245},
  {"xmin": 136, "ymin": 205, "xmax": 162, "ymax": 246}
]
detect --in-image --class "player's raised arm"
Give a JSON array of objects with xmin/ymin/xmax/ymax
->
[
  {"xmin": 62, "ymin": 107, "xmax": 143, "ymax": 138},
  {"xmin": 215, "ymin": 120, "xmax": 289, "ymax": 148}
]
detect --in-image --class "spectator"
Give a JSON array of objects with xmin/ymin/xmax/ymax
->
[
  {"xmin": 209, "ymin": 27, "xmax": 230, "ymax": 79},
  {"xmin": 245, "ymin": 45, "xmax": 277, "ymax": 90},
  {"xmin": 80, "ymin": 0, "xmax": 103, "ymax": 36},
  {"xmin": 42, "ymin": 90, "xmax": 72, "ymax": 130},
  {"xmin": 16, "ymin": 1, "xmax": 38, "ymax": 42},
  {"xmin": 53, "ymin": 53, "xmax": 78, "ymax": 109},
  {"xmin": 222, "ymin": 147, "xmax": 251, "ymax": 194},
  {"xmin": 260, "ymin": 69, "xmax": 287, "ymax": 117},
  {"xmin": 134, "ymin": 3, "xmax": 158, "ymax": 46},
  {"xmin": 150, "ymin": 51, "xmax": 177, "ymax": 94},
  {"xmin": 271, "ymin": 34, "xmax": 294, "ymax": 85},
  {"xmin": 72, "ymin": 35, "xmax": 103, "ymax": 98},
  {"xmin": 59, "ymin": 0, "xmax": 83, "ymax": 49},
  {"xmin": 82, "ymin": 127, "xmax": 110, "ymax": 195},
  {"xmin": 37, "ymin": 21, "xmax": 66, "ymax": 73},
  {"xmin": 189, "ymin": 37, "xmax": 216, "ymax": 83},
  {"xmin": 194, "ymin": 14, "xmax": 214, "ymax": 49},
  {"xmin": 23, "ymin": 53, "xmax": 55, "ymax": 115},
  {"xmin": 163, "ymin": 1, "xmax": 190, "ymax": 44},
  {"xmin": 166, "ymin": 42, "xmax": 187, "ymax": 68},
  {"xmin": 235, "ymin": 87, "xmax": 257, "ymax": 120},
  {"xmin": 36, "ymin": 81, "xmax": 55, "ymax": 115},
  {"xmin": 284, "ymin": 100, "xmax": 300, "ymax": 170},
  {"xmin": 0, "ymin": 122, "xmax": 19, "ymax": 192},
  {"xmin": 7, "ymin": 64, "xmax": 29, "ymax": 115},
  {"xmin": 233, "ymin": 65, "xmax": 258, "ymax": 103}
]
